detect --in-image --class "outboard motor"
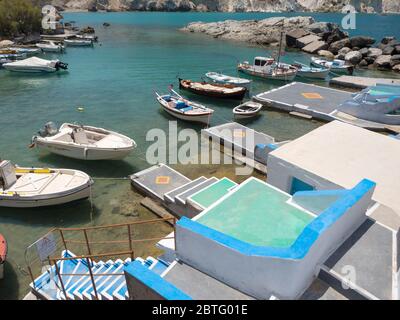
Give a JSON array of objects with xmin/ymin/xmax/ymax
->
[
  {"xmin": 38, "ymin": 122, "xmax": 58, "ymax": 137},
  {"xmin": 55, "ymin": 61, "xmax": 68, "ymax": 70}
]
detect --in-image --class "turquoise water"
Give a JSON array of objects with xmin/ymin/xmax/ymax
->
[{"xmin": 0, "ymin": 12, "xmax": 400, "ymax": 299}]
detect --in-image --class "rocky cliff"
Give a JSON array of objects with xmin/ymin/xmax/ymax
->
[{"xmin": 43, "ymin": 0, "xmax": 400, "ymax": 13}]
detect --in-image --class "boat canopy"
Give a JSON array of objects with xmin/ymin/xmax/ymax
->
[{"xmin": 5, "ymin": 57, "xmax": 58, "ymax": 68}]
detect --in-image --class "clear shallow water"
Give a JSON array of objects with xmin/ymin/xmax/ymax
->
[{"xmin": 0, "ymin": 12, "xmax": 400, "ymax": 299}]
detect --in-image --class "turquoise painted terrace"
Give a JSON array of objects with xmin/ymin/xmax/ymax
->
[{"xmin": 174, "ymin": 178, "xmax": 376, "ymax": 299}]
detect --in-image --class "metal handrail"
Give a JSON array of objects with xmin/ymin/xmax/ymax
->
[{"xmin": 25, "ymin": 217, "xmax": 177, "ymax": 299}]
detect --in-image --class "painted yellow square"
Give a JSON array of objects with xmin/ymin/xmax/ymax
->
[
  {"xmin": 302, "ymin": 92, "xmax": 323, "ymax": 99},
  {"xmin": 155, "ymin": 176, "xmax": 170, "ymax": 185},
  {"xmin": 233, "ymin": 130, "xmax": 246, "ymax": 138}
]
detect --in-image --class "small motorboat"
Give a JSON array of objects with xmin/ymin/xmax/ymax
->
[
  {"xmin": 179, "ymin": 78, "xmax": 247, "ymax": 100},
  {"xmin": 0, "ymin": 160, "xmax": 93, "ymax": 208},
  {"xmin": 156, "ymin": 89, "xmax": 214, "ymax": 124},
  {"xmin": 233, "ymin": 101, "xmax": 263, "ymax": 120},
  {"xmin": 0, "ymin": 233, "xmax": 6, "ymax": 280},
  {"xmin": 3, "ymin": 57, "xmax": 68, "ymax": 73},
  {"xmin": 311, "ymin": 57, "xmax": 354, "ymax": 75},
  {"xmin": 8, "ymin": 47, "xmax": 41, "ymax": 56},
  {"xmin": 76, "ymin": 34, "xmax": 98, "ymax": 42},
  {"xmin": 205, "ymin": 72, "xmax": 252, "ymax": 90},
  {"xmin": 36, "ymin": 40, "xmax": 65, "ymax": 53},
  {"xmin": 64, "ymin": 38, "xmax": 93, "ymax": 47},
  {"xmin": 31, "ymin": 122, "xmax": 137, "ymax": 160},
  {"xmin": 292, "ymin": 62, "xmax": 329, "ymax": 79},
  {"xmin": 238, "ymin": 57, "xmax": 298, "ymax": 81}
]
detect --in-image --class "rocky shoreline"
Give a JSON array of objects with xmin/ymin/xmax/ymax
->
[
  {"xmin": 181, "ymin": 17, "xmax": 400, "ymax": 73},
  {"xmin": 44, "ymin": 1, "xmax": 400, "ymax": 13}
]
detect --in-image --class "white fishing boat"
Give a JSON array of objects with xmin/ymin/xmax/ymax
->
[
  {"xmin": 233, "ymin": 101, "xmax": 263, "ymax": 119},
  {"xmin": 36, "ymin": 40, "xmax": 65, "ymax": 53},
  {"xmin": 311, "ymin": 57, "xmax": 354, "ymax": 74},
  {"xmin": 156, "ymin": 89, "xmax": 214, "ymax": 124},
  {"xmin": 64, "ymin": 38, "xmax": 93, "ymax": 47},
  {"xmin": 292, "ymin": 62, "xmax": 329, "ymax": 79},
  {"xmin": 3, "ymin": 57, "xmax": 68, "ymax": 73},
  {"xmin": 238, "ymin": 57, "xmax": 298, "ymax": 81},
  {"xmin": 0, "ymin": 160, "xmax": 93, "ymax": 208},
  {"xmin": 205, "ymin": 72, "xmax": 252, "ymax": 90},
  {"xmin": 31, "ymin": 122, "xmax": 137, "ymax": 160}
]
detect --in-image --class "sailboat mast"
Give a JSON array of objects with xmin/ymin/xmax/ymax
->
[{"xmin": 277, "ymin": 31, "xmax": 284, "ymax": 65}]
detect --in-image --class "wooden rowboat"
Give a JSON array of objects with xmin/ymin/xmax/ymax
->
[
  {"xmin": 233, "ymin": 101, "xmax": 263, "ymax": 119},
  {"xmin": 179, "ymin": 78, "xmax": 246, "ymax": 100}
]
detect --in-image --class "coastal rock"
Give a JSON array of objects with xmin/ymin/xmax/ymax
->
[
  {"xmin": 328, "ymin": 38, "xmax": 351, "ymax": 54},
  {"xmin": 337, "ymin": 47, "xmax": 351, "ymax": 60},
  {"xmin": 0, "ymin": 40, "xmax": 14, "ymax": 48},
  {"xmin": 381, "ymin": 36, "xmax": 395, "ymax": 45},
  {"xmin": 345, "ymin": 51, "xmax": 363, "ymax": 65},
  {"xmin": 349, "ymin": 36, "xmax": 375, "ymax": 48},
  {"xmin": 286, "ymin": 29, "xmax": 309, "ymax": 47},
  {"xmin": 305, "ymin": 22, "xmax": 336, "ymax": 34},
  {"xmin": 318, "ymin": 50, "xmax": 334, "ymax": 59},
  {"xmin": 395, "ymin": 46, "xmax": 400, "ymax": 54},
  {"xmin": 324, "ymin": 28, "xmax": 348, "ymax": 44},
  {"xmin": 296, "ymin": 34, "xmax": 321, "ymax": 48},
  {"xmin": 393, "ymin": 64, "xmax": 400, "ymax": 73},
  {"xmin": 302, "ymin": 40, "xmax": 328, "ymax": 54},
  {"xmin": 359, "ymin": 47, "xmax": 369, "ymax": 57},
  {"xmin": 382, "ymin": 46, "xmax": 395, "ymax": 55},
  {"xmin": 374, "ymin": 55, "xmax": 392, "ymax": 69},
  {"xmin": 359, "ymin": 59, "xmax": 369, "ymax": 68},
  {"xmin": 367, "ymin": 48, "xmax": 383, "ymax": 58},
  {"xmin": 391, "ymin": 55, "xmax": 400, "ymax": 67},
  {"xmin": 181, "ymin": 16, "xmax": 315, "ymax": 46}
]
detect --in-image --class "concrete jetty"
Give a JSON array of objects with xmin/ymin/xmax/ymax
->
[{"xmin": 330, "ymin": 75, "xmax": 400, "ymax": 89}]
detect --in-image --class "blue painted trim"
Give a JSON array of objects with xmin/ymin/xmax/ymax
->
[
  {"xmin": 124, "ymin": 261, "xmax": 192, "ymax": 300},
  {"xmin": 267, "ymin": 143, "xmax": 279, "ymax": 151},
  {"xmin": 293, "ymin": 189, "xmax": 349, "ymax": 197},
  {"xmin": 177, "ymin": 179, "xmax": 375, "ymax": 260},
  {"xmin": 255, "ymin": 144, "xmax": 267, "ymax": 149}
]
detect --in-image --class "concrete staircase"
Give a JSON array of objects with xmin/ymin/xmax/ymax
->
[{"xmin": 30, "ymin": 250, "xmax": 169, "ymax": 300}]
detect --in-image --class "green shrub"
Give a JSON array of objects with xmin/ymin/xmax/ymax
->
[{"xmin": 0, "ymin": 0, "xmax": 41, "ymax": 37}]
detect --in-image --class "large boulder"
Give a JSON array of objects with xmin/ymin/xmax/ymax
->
[
  {"xmin": 359, "ymin": 47, "xmax": 369, "ymax": 57},
  {"xmin": 302, "ymin": 41, "xmax": 328, "ymax": 54},
  {"xmin": 391, "ymin": 55, "xmax": 400, "ymax": 67},
  {"xmin": 393, "ymin": 64, "xmax": 400, "ymax": 73},
  {"xmin": 367, "ymin": 48, "xmax": 383, "ymax": 58},
  {"xmin": 382, "ymin": 46, "xmax": 395, "ymax": 55},
  {"xmin": 374, "ymin": 55, "xmax": 392, "ymax": 69},
  {"xmin": 350, "ymin": 36, "xmax": 375, "ymax": 48},
  {"xmin": 359, "ymin": 59, "xmax": 369, "ymax": 68},
  {"xmin": 345, "ymin": 51, "xmax": 363, "ymax": 65},
  {"xmin": 296, "ymin": 34, "xmax": 321, "ymax": 48},
  {"xmin": 325, "ymin": 28, "xmax": 348, "ymax": 44},
  {"xmin": 318, "ymin": 50, "xmax": 335, "ymax": 59},
  {"xmin": 305, "ymin": 22, "xmax": 336, "ymax": 34},
  {"xmin": 286, "ymin": 29, "xmax": 309, "ymax": 47},
  {"xmin": 381, "ymin": 36, "xmax": 396, "ymax": 45},
  {"xmin": 329, "ymin": 38, "xmax": 351, "ymax": 54},
  {"xmin": 337, "ymin": 47, "xmax": 351, "ymax": 60},
  {"xmin": 395, "ymin": 46, "xmax": 400, "ymax": 54}
]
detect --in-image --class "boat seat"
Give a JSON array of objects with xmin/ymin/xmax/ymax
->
[
  {"xmin": 0, "ymin": 160, "xmax": 17, "ymax": 189},
  {"xmin": 72, "ymin": 128, "xmax": 89, "ymax": 145}
]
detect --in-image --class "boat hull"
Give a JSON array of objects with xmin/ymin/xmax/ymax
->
[
  {"xmin": 179, "ymin": 80, "xmax": 246, "ymax": 100},
  {"xmin": 35, "ymin": 140, "xmax": 134, "ymax": 160},
  {"xmin": 0, "ymin": 182, "xmax": 92, "ymax": 208},
  {"xmin": 238, "ymin": 66, "xmax": 297, "ymax": 81},
  {"xmin": 157, "ymin": 97, "xmax": 213, "ymax": 124},
  {"xmin": 297, "ymin": 70, "xmax": 329, "ymax": 79},
  {"xmin": 3, "ymin": 66, "xmax": 56, "ymax": 73},
  {"xmin": 0, "ymin": 233, "xmax": 6, "ymax": 279},
  {"xmin": 205, "ymin": 74, "xmax": 252, "ymax": 90}
]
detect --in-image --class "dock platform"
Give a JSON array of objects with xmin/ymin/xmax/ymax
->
[
  {"xmin": 254, "ymin": 82, "xmax": 397, "ymax": 131},
  {"xmin": 330, "ymin": 75, "xmax": 400, "ymax": 90},
  {"xmin": 201, "ymin": 122, "xmax": 281, "ymax": 173},
  {"xmin": 130, "ymin": 164, "xmax": 191, "ymax": 201}
]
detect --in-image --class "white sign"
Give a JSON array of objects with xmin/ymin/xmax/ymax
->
[{"xmin": 35, "ymin": 233, "xmax": 57, "ymax": 262}]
